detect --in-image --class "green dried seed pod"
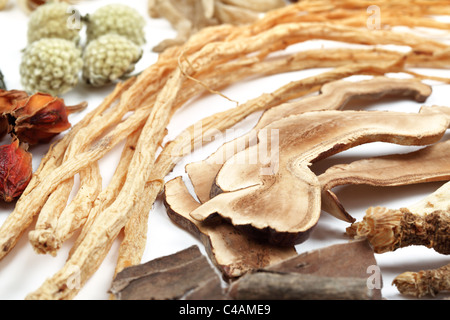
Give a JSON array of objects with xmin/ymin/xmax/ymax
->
[
  {"xmin": 82, "ymin": 34, "xmax": 143, "ymax": 87},
  {"xmin": 20, "ymin": 38, "xmax": 83, "ymax": 96},
  {"xmin": 27, "ymin": 2, "xmax": 82, "ymax": 44},
  {"xmin": 86, "ymin": 3, "xmax": 146, "ymax": 46}
]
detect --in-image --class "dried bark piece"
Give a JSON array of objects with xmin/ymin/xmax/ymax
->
[
  {"xmin": 228, "ymin": 240, "xmax": 382, "ymax": 300},
  {"xmin": 347, "ymin": 181, "xmax": 450, "ymax": 254},
  {"xmin": 164, "ymin": 176, "xmax": 296, "ymax": 279},
  {"xmin": 228, "ymin": 271, "xmax": 375, "ymax": 300},
  {"xmin": 186, "ymin": 76, "xmax": 433, "ymax": 204},
  {"xmin": 190, "ymin": 109, "xmax": 448, "ymax": 246},
  {"xmin": 319, "ymin": 139, "xmax": 450, "ymax": 223},
  {"xmin": 393, "ymin": 263, "xmax": 450, "ymax": 298},
  {"xmin": 109, "ymin": 245, "xmax": 226, "ymax": 300}
]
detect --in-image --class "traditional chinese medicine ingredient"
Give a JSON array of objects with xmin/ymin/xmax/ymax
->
[
  {"xmin": 27, "ymin": 2, "xmax": 82, "ymax": 44},
  {"xmin": 393, "ymin": 263, "xmax": 450, "ymax": 298},
  {"xmin": 0, "ymin": 0, "xmax": 7, "ymax": 10},
  {"xmin": 0, "ymin": 89, "xmax": 86, "ymax": 145},
  {"xmin": 191, "ymin": 109, "xmax": 449, "ymax": 246},
  {"xmin": 17, "ymin": 0, "xmax": 80, "ymax": 14},
  {"xmin": 319, "ymin": 139, "xmax": 450, "ymax": 223},
  {"xmin": 186, "ymin": 76, "xmax": 433, "ymax": 204},
  {"xmin": 164, "ymin": 176, "xmax": 297, "ymax": 279},
  {"xmin": 149, "ymin": 0, "xmax": 286, "ymax": 52},
  {"xmin": 86, "ymin": 4, "xmax": 146, "ymax": 46},
  {"xmin": 347, "ymin": 181, "xmax": 450, "ymax": 254},
  {"xmin": 20, "ymin": 38, "xmax": 82, "ymax": 96},
  {"xmin": 110, "ymin": 245, "xmax": 226, "ymax": 300},
  {"xmin": 0, "ymin": 138, "xmax": 32, "ymax": 202},
  {"xmin": 82, "ymin": 34, "xmax": 143, "ymax": 87}
]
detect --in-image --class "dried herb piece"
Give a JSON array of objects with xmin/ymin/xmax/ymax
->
[
  {"xmin": 228, "ymin": 240, "xmax": 382, "ymax": 300},
  {"xmin": 228, "ymin": 271, "xmax": 374, "ymax": 300},
  {"xmin": 163, "ymin": 176, "xmax": 296, "ymax": 279},
  {"xmin": 319, "ymin": 139, "xmax": 450, "ymax": 223},
  {"xmin": 186, "ymin": 76, "xmax": 433, "ymax": 204},
  {"xmin": 347, "ymin": 181, "xmax": 450, "ymax": 254},
  {"xmin": 110, "ymin": 245, "xmax": 226, "ymax": 300},
  {"xmin": 393, "ymin": 263, "xmax": 450, "ymax": 298},
  {"xmin": 191, "ymin": 109, "xmax": 449, "ymax": 246},
  {"xmin": 0, "ymin": 138, "xmax": 33, "ymax": 202}
]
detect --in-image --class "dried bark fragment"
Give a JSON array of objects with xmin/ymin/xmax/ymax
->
[
  {"xmin": 319, "ymin": 139, "xmax": 450, "ymax": 222},
  {"xmin": 191, "ymin": 109, "xmax": 448, "ymax": 246},
  {"xmin": 265, "ymin": 239, "xmax": 383, "ymax": 299},
  {"xmin": 109, "ymin": 245, "xmax": 226, "ymax": 300},
  {"xmin": 347, "ymin": 181, "xmax": 450, "ymax": 254},
  {"xmin": 228, "ymin": 240, "xmax": 382, "ymax": 300},
  {"xmin": 393, "ymin": 263, "xmax": 450, "ymax": 298},
  {"xmin": 186, "ymin": 76, "xmax": 433, "ymax": 204},
  {"xmin": 164, "ymin": 176, "xmax": 296, "ymax": 279},
  {"xmin": 228, "ymin": 271, "xmax": 374, "ymax": 300}
]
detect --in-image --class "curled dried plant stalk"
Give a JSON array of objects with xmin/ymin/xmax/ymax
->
[
  {"xmin": 347, "ymin": 181, "xmax": 450, "ymax": 254},
  {"xmin": 393, "ymin": 263, "xmax": 450, "ymax": 298}
]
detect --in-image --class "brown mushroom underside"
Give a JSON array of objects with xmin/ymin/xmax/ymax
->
[{"xmin": 190, "ymin": 108, "xmax": 448, "ymax": 246}]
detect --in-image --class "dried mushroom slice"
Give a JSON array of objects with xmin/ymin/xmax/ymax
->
[
  {"xmin": 186, "ymin": 77, "xmax": 432, "ymax": 204},
  {"xmin": 190, "ymin": 109, "xmax": 448, "ymax": 246},
  {"xmin": 163, "ymin": 176, "xmax": 296, "ymax": 279},
  {"xmin": 319, "ymin": 139, "xmax": 450, "ymax": 223}
]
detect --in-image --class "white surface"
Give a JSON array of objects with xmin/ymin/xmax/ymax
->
[{"xmin": 0, "ymin": 0, "xmax": 449, "ymax": 300}]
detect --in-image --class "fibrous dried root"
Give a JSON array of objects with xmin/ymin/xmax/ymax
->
[{"xmin": 393, "ymin": 263, "xmax": 450, "ymax": 298}]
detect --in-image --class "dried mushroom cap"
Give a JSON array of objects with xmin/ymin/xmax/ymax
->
[
  {"xmin": 190, "ymin": 109, "xmax": 448, "ymax": 246},
  {"xmin": 186, "ymin": 77, "xmax": 433, "ymax": 204},
  {"xmin": 319, "ymin": 139, "xmax": 450, "ymax": 222},
  {"xmin": 164, "ymin": 176, "xmax": 296, "ymax": 279}
]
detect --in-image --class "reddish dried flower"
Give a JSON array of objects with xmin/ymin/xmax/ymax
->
[
  {"xmin": 0, "ymin": 90, "xmax": 86, "ymax": 145},
  {"xmin": 0, "ymin": 138, "xmax": 33, "ymax": 202},
  {"xmin": 11, "ymin": 92, "xmax": 73, "ymax": 145}
]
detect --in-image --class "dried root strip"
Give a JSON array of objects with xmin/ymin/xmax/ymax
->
[
  {"xmin": 393, "ymin": 263, "xmax": 450, "ymax": 298},
  {"xmin": 0, "ymin": 79, "xmax": 134, "ymax": 260}
]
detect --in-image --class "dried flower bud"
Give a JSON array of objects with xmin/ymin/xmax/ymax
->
[
  {"xmin": 0, "ymin": 89, "xmax": 28, "ymax": 113},
  {"xmin": 11, "ymin": 93, "xmax": 72, "ymax": 145},
  {"xmin": 0, "ymin": 138, "xmax": 33, "ymax": 202}
]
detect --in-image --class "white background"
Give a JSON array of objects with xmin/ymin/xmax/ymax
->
[{"xmin": 0, "ymin": 0, "xmax": 449, "ymax": 300}]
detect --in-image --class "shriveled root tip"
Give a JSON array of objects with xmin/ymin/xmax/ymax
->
[
  {"xmin": 66, "ymin": 101, "xmax": 88, "ymax": 114},
  {"xmin": 28, "ymin": 230, "xmax": 61, "ymax": 257},
  {"xmin": 346, "ymin": 207, "xmax": 404, "ymax": 253},
  {"xmin": 393, "ymin": 271, "xmax": 437, "ymax": 298}
]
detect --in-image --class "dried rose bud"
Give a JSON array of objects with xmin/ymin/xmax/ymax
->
[
  {"xmin": 10, "ymin": 92, "xmax": 85, "ymax": 145},
  {"xmin": 0, "ymin": 138, "xmax": 33, "ymax": 202}
]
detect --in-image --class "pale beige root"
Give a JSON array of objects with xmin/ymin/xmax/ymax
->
[
  {"xmin": 70, "ymin": 129, "xmax": 142, "ymax": 258},
  {"xmin": 164, "ymin": 177, "xmax": 296, "ymax": 279},
  {"xmin": 0, "ymin": 79, "xmax": 135, "ymax": 261},
  {"xmin": 347, "ymin": 181, "xmax": 450, "ymax": 254},
  {"xmin": 393, "ymin": 263, "xmax": 450, "ymax": 298},
  {"xmin": 51, "ymin": 162, "xmax": 102, "ymax": 253},
  {"xmin": 187, "ymin": 76, "xmax": 433, "ymax": 203},
  {"xmin": 190, "ymin": 109, "xmax": 448, "ymax": 246},
  {"xmin": 319, "ymin": 139, "xmax": 450, "ymax": 223}
]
